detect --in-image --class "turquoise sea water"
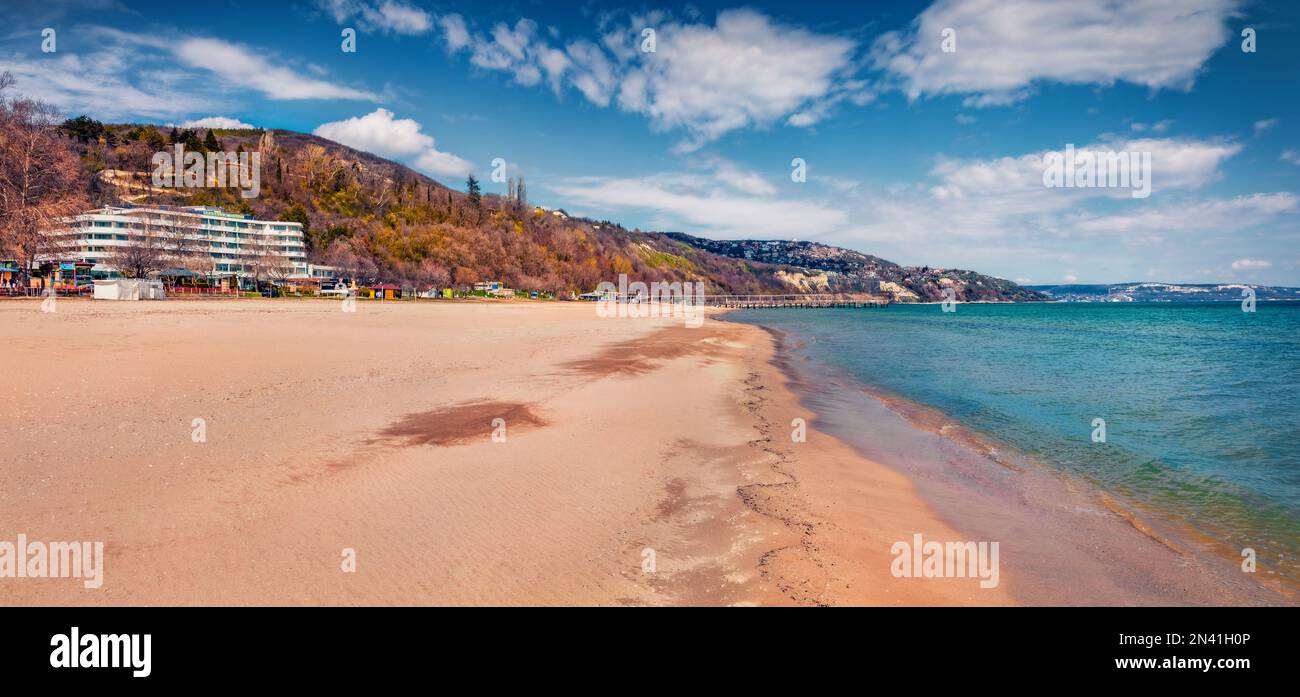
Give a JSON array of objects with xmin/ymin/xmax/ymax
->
[{"xmin": 731, "ymin": 302, "xmax": 1300, "ymax": 580}]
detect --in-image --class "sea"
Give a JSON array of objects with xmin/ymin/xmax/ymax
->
[{"xmin": 730, "ymin": 301, "xmax": 1300, "ymax": 590}]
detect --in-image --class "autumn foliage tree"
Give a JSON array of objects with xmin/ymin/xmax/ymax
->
[{"xmin": 0, "ymin": 71, "xmax": 88, "ymax": 284}]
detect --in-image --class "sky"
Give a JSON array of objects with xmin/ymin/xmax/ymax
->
[{"xmin": 3, "ymin": 0, "xmax": 1299, "ymax": 285}]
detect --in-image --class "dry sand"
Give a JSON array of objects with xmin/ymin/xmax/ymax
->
[{"xmin": 0, "ymin": 298, "xmax": 1010, "ymax": 606}]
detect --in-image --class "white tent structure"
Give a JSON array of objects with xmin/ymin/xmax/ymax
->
[{"xmin": 93, "ymin": 279, "xmax": 166, "ymax": 300}]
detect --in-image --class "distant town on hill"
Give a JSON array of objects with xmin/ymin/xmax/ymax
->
[{"xmin": 1027, "ymin": 283, "xmax": 1300, "ymax": 302}]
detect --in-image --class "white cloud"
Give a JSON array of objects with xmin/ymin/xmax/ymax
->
[
  {"xmin": 1063, "ymin": 274, "xmax": 1079, "ymax": 283},
  {"xmin": 616, "ymin": 10, "xmax": 861, "ymax": 148},
  {"xmin": 811, "ymin": 133, "xmax": 1294, "ymax": 280},
  {"xmin": 438, "ymin": 9, "xmax": 866, "ymax": 148},
  {"xmin": 1231, "ymin": 258, "xmax": 1273, "ymax": 270},
  {"xmin": 928, "ymin": 137, "xmax": 1241, "ymax": 207},
  {"xmin": 1068, "ymin": 193, "xmax": 1299, "ymax": 234},
  {"xmin": 871, "ymin": 0, "xmax": 1239, "ymax": 106},
  {"xmin": 313, "ymin": 108, "xmax": 472, "ymax": 179},
  {"xmin": 175, "ymin": 38, "xmax": 379, "ymax": 101},
  {"xmin": 439, "ymin": 14, "xmax": 472, "ymax": 51},
  {"xmin": 710, "ymin": 159, "xmax": 777, "ymax": 196},
  {"xmin": 1282, "ymin": 150, "xmax": 1300, "ymax": 166},
  {"xmin": 318, "ymin": 0, "xmax": 433, "ymax": 35},
  {"xmin": 411, "ymin": 150, "xmax": 474, "ymax": 179},
  {"xmin": 1131, "ymin": 120, "xmax": 1174, "ymax": 134},
  {"xmin": 179, "ymin": 116, "xmax": 256, "ymax": 129},
  {"xmin": 0, "ymin": 50, "xmax": 208, "ymax": 120},
  {"xmin": 546, "ymin": 172, "xmax": 847, "ymax": 240},
  {"xmin": 1254, "ymin": 118, "xmax": 1279, "ymax": 135}
]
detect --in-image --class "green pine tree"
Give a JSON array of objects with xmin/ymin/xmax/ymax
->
[{"xmin": 466, "ymin": 175, "xmax": 481, "ymax": 209}]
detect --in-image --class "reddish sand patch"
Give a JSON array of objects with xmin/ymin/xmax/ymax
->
[
  {"xmin": 376, "ymin": 401, "xmax": 545, "ymax": 447},
  {"xmin": 563, "ymin": 325, "xmax": 735, "ymax": 377}
]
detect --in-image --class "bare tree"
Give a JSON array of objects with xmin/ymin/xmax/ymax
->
[
  {"xmin": 106, "ymin": 216, "xmax": 165, "ymax": 278},
  {"xmin": 244, "ymin": 234, "xmax": 292, "ymax": 292},
  {"xmin": 322, "ymin": 237, "xmax": 377, "ymax": 285},
  {"xmin": 158, "ymin": 219, "xmax": 210, "ymax": 275},
  {"xmin": 419, "ymin": 258, "xmax": 450, "ymax": 293},
  {"xmin": 0, "ymin": 72, "xmax": 88, "ymax": 284},
  {"xmin": 506, "ymin": 175, "xmax": 528, "ymax": 215},
  {"xmin": 322, "ymin": 238, "xmax": 361, "ymax": 282}
]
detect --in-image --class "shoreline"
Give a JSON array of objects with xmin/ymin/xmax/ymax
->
[{"xmin": 725, "ymin": 312, "xmax": 1295, "ymax": 605}]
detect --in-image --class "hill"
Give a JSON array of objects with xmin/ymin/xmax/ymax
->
[
  {"xmin": 1028, "ymin": 282, "xmax": 1300, "ymax": 302},
  {"xmin": 57, "ymin": 117, "xmax": 1043, "ymax": 301},
  {"xmin": 666, "ymin": 233, "xmax": 1047, "ymax": 302}
]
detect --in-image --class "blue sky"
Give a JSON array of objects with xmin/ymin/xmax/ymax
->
[{"xmin": 3, "ymin": 0, "xmax": 1299, "ymax": 284}]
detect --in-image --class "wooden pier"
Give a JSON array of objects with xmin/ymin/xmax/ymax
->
[{"xmin": 701, "ymin": 294, "xmax": 888, "ymax": 309}]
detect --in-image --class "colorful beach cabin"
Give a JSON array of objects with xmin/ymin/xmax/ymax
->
[
  {"xmin": 30, "ymin": 261, "xmax": 93, "ymax": 293},
  {"xmin": 0, "ymin": 260, "xmax": 20, "ymax": 294},
  {"xmin": 367, "ymin": 283, "xmax": 402, "ymax": 300},
  {"xmin": 473, "ymin": 281, "xmax": 514, "ymax": 298}
]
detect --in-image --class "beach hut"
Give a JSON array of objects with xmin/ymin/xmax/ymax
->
[
  {"xmin": 30, "ymin": 261, "xmax": 94, "ymax": 294},
  {"xmin": 0, "ymin": 260, "xmax": 20, "ymax": 294},
  {"xmin": 369, "ymin": 283, "xmax": 402, "ymax": 300}
]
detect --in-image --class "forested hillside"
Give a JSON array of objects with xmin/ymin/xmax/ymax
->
[{"xmin": 44, "ymin": 113, "xmax": 1042, "ymax": 301}]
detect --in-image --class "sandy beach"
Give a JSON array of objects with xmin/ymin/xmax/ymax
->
[
  {"xmin": 0, "ymin": 298, "xmax": 1288, "ymax": 606},
  {"xmin": 0, "ymin": 298, "xmax": 1016, "ymax": 606}
]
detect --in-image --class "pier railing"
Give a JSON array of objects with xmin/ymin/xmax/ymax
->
[{"xmin": 700, "ymin": 294, "xmax": 888, "ymax": 308}]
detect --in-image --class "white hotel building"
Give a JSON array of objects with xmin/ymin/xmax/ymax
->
[{"xmin": 42, "ymin": 205, "xmax": 334, "ymax": 281}]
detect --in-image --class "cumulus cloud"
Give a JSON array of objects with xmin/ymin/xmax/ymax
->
[
  {"xmin": 438, "ymin": 8, "xmax": 866, "ymax": 148},
  {"xmin": 317, "ymin": 0, "xmax": 433, "ymax": 34},
  {"xmin": 314, "ymin": 108, "xmax": 472, "ymax": 179},
  {"xmin": 616, "ymin": 10, "xmax": 862, "ymax": 148},
  {"xmin": 178, "ymin": 116, "xmax": 256, "ymax": 129},
  {"xmin": 871, "ymin": 0, "xmax": 1239, "ymax": 106}
]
